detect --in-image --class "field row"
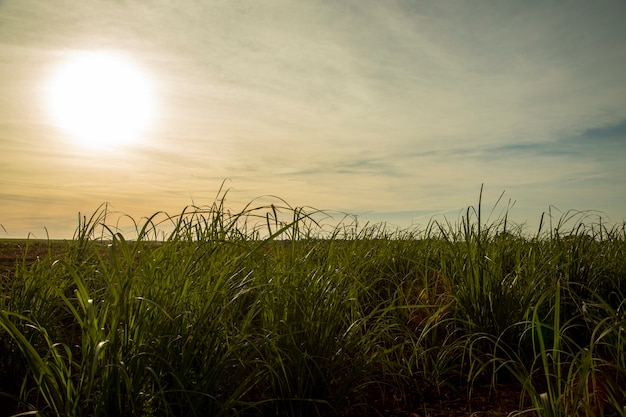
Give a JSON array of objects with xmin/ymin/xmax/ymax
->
[{"xmin": 1, "ymin": 201, "xmax": 625, "ymax": 416}]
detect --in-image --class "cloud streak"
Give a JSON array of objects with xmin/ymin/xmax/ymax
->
[{"xmin": 1, "ymin": 0, "xmax": 625, "ymax": 237}]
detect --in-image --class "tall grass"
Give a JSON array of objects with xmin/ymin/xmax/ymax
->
[{"xmin": 1, "ymin": 190, "xmax": 625, "ymax": 416}]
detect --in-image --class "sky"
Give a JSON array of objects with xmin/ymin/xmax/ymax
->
[{"xmin": 1, "ymin": 0, "xmax": 626, "ymax": 239}]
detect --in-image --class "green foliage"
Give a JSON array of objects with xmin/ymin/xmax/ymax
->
[{"xmin": 1, "ymin": 189, "xmax": 625, "ymax": 416}]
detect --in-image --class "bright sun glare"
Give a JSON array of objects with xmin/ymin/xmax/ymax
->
[{"xmin": 46, "ymin": 51, "xmax": 157, "ymax": 149}]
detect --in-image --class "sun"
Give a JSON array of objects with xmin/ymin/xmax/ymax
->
[{"xmin": 46, "ymin": 51, "xmax": 157, "ymax": 149}]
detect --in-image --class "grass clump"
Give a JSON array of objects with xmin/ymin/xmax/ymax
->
[{"xmin": 1, "ymin": 189, "xmax": 625, "ymax": 416}]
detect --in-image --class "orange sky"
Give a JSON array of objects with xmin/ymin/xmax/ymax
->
[{"xmin": 1, "ymin": 1, "xmax": 625, "ymax": 238}]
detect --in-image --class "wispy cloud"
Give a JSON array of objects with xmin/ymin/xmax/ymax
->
[{"xmin": 1, "ymin": 1, "xmax": 625, "ymax": 236}]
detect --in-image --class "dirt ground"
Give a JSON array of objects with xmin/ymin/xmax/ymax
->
[
  {"xmin": 355, "ymin": 380, "xmax": 532, "ymax": 417},
  {"xmin": 0, "ymin": 239, "xmax": 68, "ymax": 275}
]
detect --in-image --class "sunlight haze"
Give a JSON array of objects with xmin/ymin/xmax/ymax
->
[
  {"xmin": 45, "ymin": 50, "xmax": 158, "ymax": 150},
  {"xmin": 1, "ymin": 1, "xmax": 625, "ymax": 238}
]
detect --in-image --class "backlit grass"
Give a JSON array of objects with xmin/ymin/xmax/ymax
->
[{"xmin": 1, "ymin": 190, "xmax": 625, "ymax": 416}]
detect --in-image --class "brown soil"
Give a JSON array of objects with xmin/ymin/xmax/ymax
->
[
  {"xmin": 414, "ymin": 384, "xmax": 533, "ymax": 417},
  {"xmin": 0, "ymin": 239, "xmax": 69, "ymax": 280},
  {"xmin": 342, "ymin": 382, "xmax": 535, "ymax": 417}
]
